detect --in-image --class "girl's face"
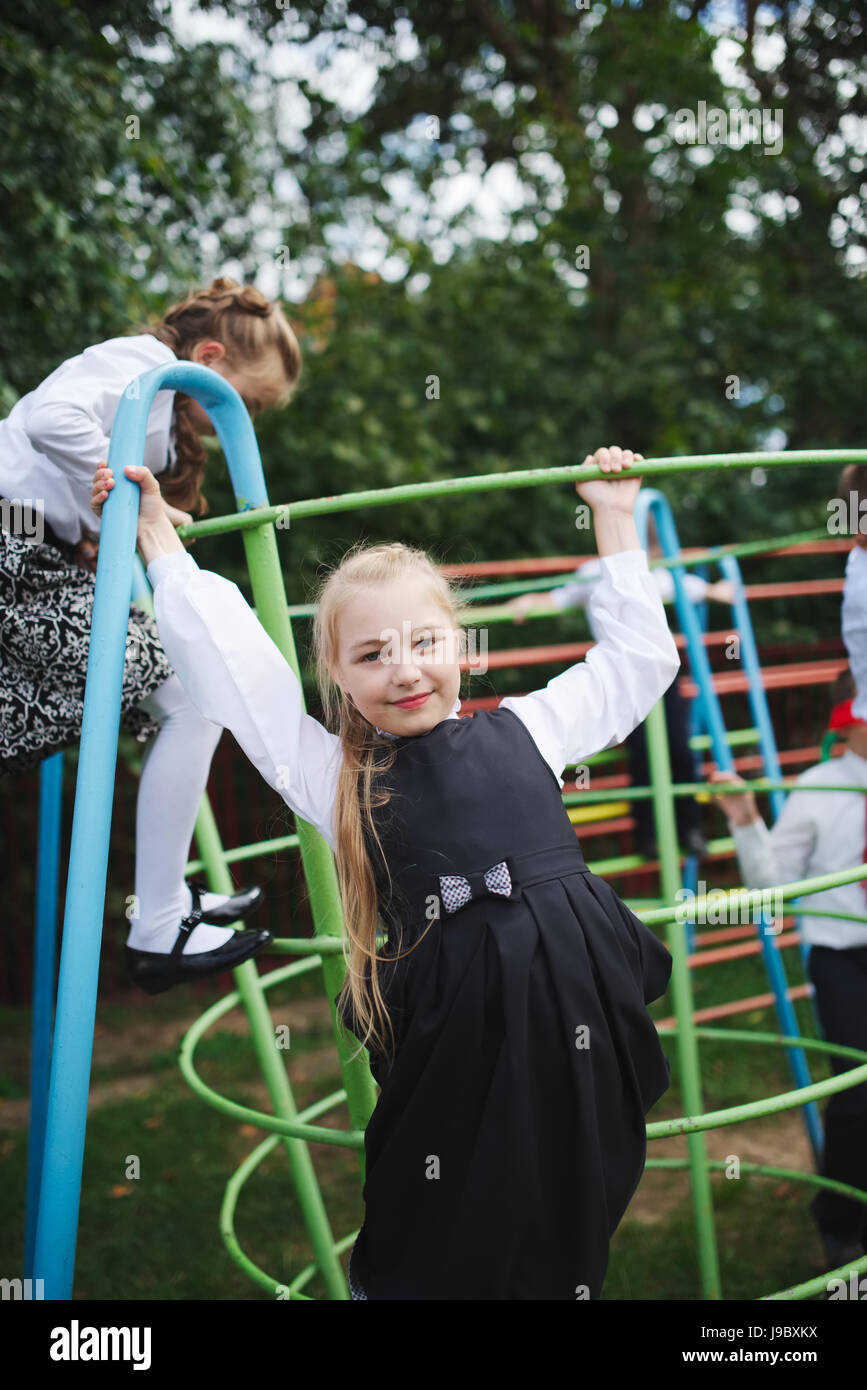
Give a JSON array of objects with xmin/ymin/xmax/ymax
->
[
  {"xmin": 183, "ymin": 340, "xmax": 282, "ymax": 435},
  {"xmin": 331, "ymin": 576, "xmax": 462, "ymax": 737}
]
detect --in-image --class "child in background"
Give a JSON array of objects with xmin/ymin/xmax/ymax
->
[
  {"xmin": 509, "ymin": 510, "xmax": 734, "ymax": 860},
  {"xmin": 99, "ymin": 443, "xmax": 679, "ymax": 1300},
  {"xmin": 840, "ymin": 464, "xmax": 867, "ymax": 720},
  {"xmin": 0, "ymin": 278, "xmax": 299, "ymax": 993},
  {"xmin": 710, "ymin": 670, "xmax": 867, "ymax": 1270}
]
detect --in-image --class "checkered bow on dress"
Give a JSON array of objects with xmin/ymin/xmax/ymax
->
[{"xmin": 438, "ymin": 860, "xmax": 515, "ymax": 915}]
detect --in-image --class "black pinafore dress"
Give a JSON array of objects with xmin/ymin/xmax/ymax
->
[{"xmin": 342, "ymin": 705, "xmax": 673, "ymax": 1301}]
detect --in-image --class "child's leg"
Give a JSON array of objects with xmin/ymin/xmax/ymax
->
[
  {"xmin": 127, "ymin": 674, "xmax": 238, "ymax": 955},
  {"xmin": 807, "ymin": 945, "xmax": 867, "ymax": 1244}
]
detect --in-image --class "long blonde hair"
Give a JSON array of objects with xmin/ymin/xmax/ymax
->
[
  {"xmin": 132, "ymin": 276, "xmax": 302, "ymax": 516},
  {"xmin": 311, "ymin": 541, "xmax": 470, "ymax": 1064}
]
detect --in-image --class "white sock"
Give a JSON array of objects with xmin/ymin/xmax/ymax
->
[{"xmin": 127, "ymin": 675, "xmax": 238, "ymax": 956}]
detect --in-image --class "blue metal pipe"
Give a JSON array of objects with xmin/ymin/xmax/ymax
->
[
  {"xmin": 718, "ymin": 554, "xmax": 785, "ymax": 822},
  {"xmin": 634, "ymin": 490, "xmax": 822, "ymax": 1162},
  {"xmin": 32, "ymin": 364, "xmax": 263, "ymax": 1299}
]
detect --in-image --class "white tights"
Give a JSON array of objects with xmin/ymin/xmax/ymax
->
[{"xmin": 127, "ymin": 675, "xmax": 237, "ymax": 954}]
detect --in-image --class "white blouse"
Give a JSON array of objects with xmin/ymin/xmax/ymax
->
[
  {"xmin": 0, "ymin": 335, "xmax": 179, "ymax": 545},
  {"xmin": 146, "ymin": 547, "xmax": 682, "ymax": 852},
  {"xmin": 842, "ymin": 544, "xmax": 867, "ymax": 721},
  {"xmin": 729, "ymin": 748, "xmax": 867, "ymax": 949}
]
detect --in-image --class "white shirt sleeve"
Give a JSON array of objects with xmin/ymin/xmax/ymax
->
[
  {"xmin": 147, "ymin": 550, "xmax": 343, "ymax": 850},
  {"xmin": 729, "ymin": 785, "xmax": 817, "ymax": 890},
  {"xmin": 24, "ymin": 336, "xmax": 177, "ymax": 507},
  {"xmin": 842, "ymin": 547, "xmax": 867, "ymax": 721},
  {"xmin": 500, "ymin": 549, "xmax": 682, "ymax": 782},
  {"xmin": 549, "ymin": 559, "xmax": 602, "ymax": 611},
  {"xmin": 550, "ymin": 559, "xmax": 708, "ymax": 611},
  {"xmin": 652, "ymin": 568, "xmax": 710, "ymax": 603}
]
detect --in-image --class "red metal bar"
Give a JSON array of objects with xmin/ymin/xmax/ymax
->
[
  {"xmin": 745, "ymin": 579, "xmax": 843, "ymax": 599},
  {"xmin": 690, "ymin": 930, "xmax": 801, "ymax": 967},
  {"xmin": 693, "ymin": 922, "xmax": 789, "ymax": 947},
  {"xmin": 679, "ymin": 659, "xmax": 849, "ymax": 698},
  {"xmin": 656, "ymin": 984, "xmax": 812, "ymax": 1030},
  {"xmin": 440, "ymin": 556, "xmax": 601, "ymax": 578},
  {"xmin": 439, "ymin": 537, "xmax": 853, "ymax": 579}
]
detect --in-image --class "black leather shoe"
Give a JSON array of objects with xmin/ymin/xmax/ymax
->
[
  {"xmin": 186, "ymin": 879, "xmax": 264, "ymax": 925},
  {"xmin": 125, "ymin": 884, "xmax": 272, "ymax": 996}
]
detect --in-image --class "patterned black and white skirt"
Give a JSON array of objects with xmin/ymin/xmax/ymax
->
[{"xmin": 0, "ymin": 505, "xmax": 173, "ymax": 779}]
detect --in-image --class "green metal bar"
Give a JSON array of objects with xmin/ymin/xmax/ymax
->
[
  {"xmin": 267, "ymin": 937, "xmax": 348, "ymax": 955},
  {"xmin": 191, "ymin": 794, "xmax": 350, "ymax": 1299},
  {"xmin": 172, "ymin": 452, "xmax": 867, "ymax": 541},
  {"xmin": 788, "ymin": 908, "xmax": 867, "ymax": 924},
  {"xmin": 648, "ymin": 1155, "xmax": 867, "ymax": 1207},
  {"xmin": 565, "ymin": 777, "xmax": 867, "ymax": 804},
  {"xmin": 689, "ymin": 729, "xmax": 761, "ymax": 750},
  {"xmin": 482, "ymin": 526, "xmax": 836, "ymax": 597},
  {"xmin": 648, "ymin": 1029, "xmax": 867, "ymax": 1135},
  {"xmin": 273, "ymin": 524, "xmax": 838, "ymax": 616},
  {"xmin": 447, "ymin": 528, "xmax": 838, "ymax": 607},
  {"xmin": 641, "ymin": 860, "xmax": 867, "ymax": 927},
  {"xmin": 179, "ymin": 961, "xmax": 365, "ymax": 1149},
  {"xmin": 238, "ymin": 521, "xmax": 379, "ymax": 1160},
  {"xmin": 221, "ymin": 1134, "xmax": 312, "ymax": 1299},
  {"xmin": 645, "ymin": 696, "xmax": 722, "ymax": 1299},
  {"xmin": 185, "ymin": 831, "xmax": 299, "ymax": 874},
  {"xmin": 572, "ymin": 749, "xmax": 621, "ymax": 767},
  {"xmin": 643, "ymin": 1159, "xmax": 867, "ymax": 1301},
  {"xmin": 219, "ymin": 1130, "xmax": 360, "ymax": 1300}
]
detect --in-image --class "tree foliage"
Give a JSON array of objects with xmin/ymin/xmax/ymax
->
[{"xmin": 2, "ymin": 0, "xmax": 864, "ymax": 653}]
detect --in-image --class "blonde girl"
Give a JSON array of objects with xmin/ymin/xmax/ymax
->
[{"xmin": 98, "ymin": 444, "xmax": 679, "ymax": 1297}]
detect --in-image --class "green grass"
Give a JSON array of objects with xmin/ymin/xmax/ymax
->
[{"xmin": 605, "ymin": 1176, "xmax": 820, "ymax": 1301}]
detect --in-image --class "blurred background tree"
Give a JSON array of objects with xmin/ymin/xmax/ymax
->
[{"xmin": 1, "ymin": 0, "xmax": 864, "ymax": 651}]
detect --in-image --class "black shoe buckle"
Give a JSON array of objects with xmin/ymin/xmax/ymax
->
[{"xmin": 172, "ymin": 883, "xmax": 205, "ymax": 956}]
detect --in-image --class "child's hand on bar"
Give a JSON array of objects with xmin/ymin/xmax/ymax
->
[{"xmin": 709, "ymin": 769, "xmax": 760, "ymax": 826}]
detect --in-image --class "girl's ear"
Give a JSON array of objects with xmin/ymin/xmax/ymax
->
[{"xmin": 192, "ymin": 339, "xmax": 226, "ymax": 366}]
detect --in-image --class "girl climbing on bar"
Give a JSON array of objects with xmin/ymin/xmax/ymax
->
[
  {"xmin": 93, "ymin": 443, "xmax": 680, "ymax": 1299},
  {"xmin": 0, "ymin": 278, "xmax": 301, "ymax": 993}
]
